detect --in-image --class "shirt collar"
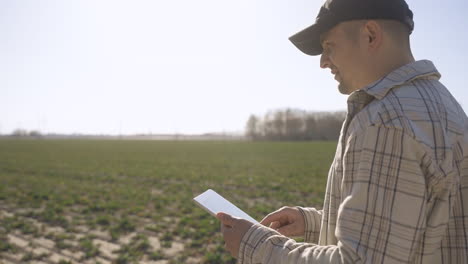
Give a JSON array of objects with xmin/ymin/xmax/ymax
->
[
  {"xmin": 345, "ymin": 60, "xmax": 441, "ymax": 117},
  {"xmin": 361, "ymin": 60, "xmax": 441, "ymax": 100}
]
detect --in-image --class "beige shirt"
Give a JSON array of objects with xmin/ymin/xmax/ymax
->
[{"xmin": 238, "ymin": 60, "xmax": 468, "ymax": 263}]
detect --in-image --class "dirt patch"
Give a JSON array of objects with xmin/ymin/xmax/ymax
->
[
  {"xmin": 92, "ymin": 239, "xmax": 120, "ymax": 259},
  {"xmin": 0, "ymin": 206, "xmax": 219, "ymax": 263},
  {"xmin": 7, "ymin": 234, "xmax": 28, "ymax": 248},
  {"xmin": 162, "ymin": 241, "xmax": 184, "ymax": 257},
  {"xmin": 118, "ymin": 232, "xmax": 137, "ymax": 244},
  {"xmin": 148, "ymin": 236, "xmax": 161, "ymax": 250}
]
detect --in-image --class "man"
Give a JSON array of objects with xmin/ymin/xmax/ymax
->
[{"xmin": 217, "ymin": 0, "xmax": 468, "ymax": 263}]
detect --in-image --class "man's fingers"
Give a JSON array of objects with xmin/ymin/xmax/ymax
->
[
  {"xmin": 277, "ymin": 223, "xmax": 296, "ymax": 236},
  {"xmin": 260, "ymin": 212, "xmax": 281, "ymax": 226},
  {"xmin": 266, "ymin": 220, "xmax": 297, "ymax": 236},
  {"xmin": 218, "ymin": 215, "xmax": 241, "ymax": 258},
  {"xmin": 216, "ymin": 212, "xmax": 235, "ymax": 227},
  {"xmin": 220, "ymin": 221, "xmax": 225, "ymax": 233},
  {"xmin": 269, "ymin": 221, "xmax": 281, "ymax": 229}
]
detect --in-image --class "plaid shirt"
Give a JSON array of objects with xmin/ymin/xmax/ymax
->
[{"xmin": 238, "ymin": 60, "xmax": 468, "ymax": 263}]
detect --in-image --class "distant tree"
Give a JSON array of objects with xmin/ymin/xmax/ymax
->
[
  {"xmin": 304, "ymin": 114, "xmax": 318, "ymax": 140},
  {"xmin": 29, "ymin": 130, "xmax": 42, "ymax": 138},
  {"xmin": 285, "ymin": 108, "xmax": 305, "ymax": 140},
  {"xmin": 272, "ymin": 111, "xmax": 286, "ymax": 140},
  {"xmin": 262, "ymin": 111, "xmax": 276, "ymax": 140},
  {"xmin": 245, "ymin": 109, "xmax": 346, "ymax": 141},
  {"xmin": 316, "ymin": 112, "xmax": 345, "ymax": 140},
  {"xmin": 245, "ymin": 115, "xmax": 261, "ymax": 140},
  {"xmin": 12, "ymin": 129, "xmax": 28, "ymax": 137}
]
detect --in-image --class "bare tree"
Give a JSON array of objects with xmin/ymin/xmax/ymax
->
[
  {"xmin": 245, "ymin": 109, "xmax": 346, "ymax": 141},
  {"xmin": 246, "ymin": 115, "xmax": 260, "ymax": 140},
  {"xmin": 29, "ymin": 130, "xmax": 42, "ymax": 138},
  {"xmin": 285, "ymin": 108, "xmax": 305, "ymax": 140},
  {"xmin": 12, "ymin": 129, "xmax": 28, "ymax": 137}
]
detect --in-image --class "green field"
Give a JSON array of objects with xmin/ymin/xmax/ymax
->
[{"xmin": 0, "ymin": 139, "xmax": 336, "ymax": 264}]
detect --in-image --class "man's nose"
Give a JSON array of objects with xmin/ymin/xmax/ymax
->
[{"xmin": 320, "ymin": 53, "xmax": 330, "ymax": 69}]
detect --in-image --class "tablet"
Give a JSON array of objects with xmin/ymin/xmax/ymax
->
[{"xmin": 193, "ymin": 189, "xmax": 258, "ymax": 224}]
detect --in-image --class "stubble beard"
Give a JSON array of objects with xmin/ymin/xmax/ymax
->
[
  {"xmin": 338, "ymin": 82, "xmax": 350, "ymax": 95},
  {"xmin": 336, "ymin": 74, "xmax": 352, "ymax": 95}
]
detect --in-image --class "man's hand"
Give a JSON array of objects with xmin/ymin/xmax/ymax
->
[
  {"xmin": 216, "ymin": 212, "xmax": 254, "ymax": 258},
  {"xmin": 260, "ymin": 206, "xmax": 305, "ymax": 237}
]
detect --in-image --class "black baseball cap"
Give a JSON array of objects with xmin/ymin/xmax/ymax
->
[{"xmin": 289, "ymin": 0, "xmax": 414, "ymax": 56}]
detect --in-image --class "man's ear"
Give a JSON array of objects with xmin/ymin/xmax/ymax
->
[{"xmin": 362, "ymin": 20, "xmax": 383, "ymax": 50}]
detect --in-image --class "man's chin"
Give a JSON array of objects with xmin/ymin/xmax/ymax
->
[{"xmin": 338, "ymin": 83, "xmax": 351, "ymax": 95}]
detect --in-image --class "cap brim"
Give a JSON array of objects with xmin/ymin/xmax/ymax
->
[{"xmin": 289, "ymin": 21, "xmax": 333, "ymax": 56}]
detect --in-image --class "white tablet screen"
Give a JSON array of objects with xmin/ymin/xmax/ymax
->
[{"xmin": 193, "ymin": 189, "xmax": 258, "ymax": 224}]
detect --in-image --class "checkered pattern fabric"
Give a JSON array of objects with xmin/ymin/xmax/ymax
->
[{"xmin": 238, "ymin": 60, "xmax": 468, "ymax": 264}]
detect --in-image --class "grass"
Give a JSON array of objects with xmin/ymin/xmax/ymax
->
[
  {"xmin": 0, "ymin": 139, "xmax": 336, "ymax": 262},
  {"xmin": 115, "ymin": 234, "xmax": 151, "ymax": 262},
  {"xmin": 0, "ymin": 238, "xmax": 12, "ymax": 252},
  {"xmin": 1, "ymin": 216, "xmax": 39, "ymax": 236},
  {"xmin": 79, "ymin": 236, "xmax": 100, "ymax": 259}
]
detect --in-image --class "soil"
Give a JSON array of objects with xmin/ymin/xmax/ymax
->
[{"xmin": 0, "ymin": 205, "xmax": 198, "ymax": 264}]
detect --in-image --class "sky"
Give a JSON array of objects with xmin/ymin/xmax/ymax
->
[{"xmin": 1, "ymin": 0, "xmax": 468, "ymax": 135}]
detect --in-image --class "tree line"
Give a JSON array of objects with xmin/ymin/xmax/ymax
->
[{"xmin": 245, "ymin": 109, "xmax": 346, "ymax": 141}]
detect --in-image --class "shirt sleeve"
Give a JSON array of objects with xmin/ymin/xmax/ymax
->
[
  {"xmin": 238, "ymin": 125, "xmax": 428, "ymax": 264},
  {"xmin": 297, "ymin": 207, "xmax": 323, "ymax": 243}
]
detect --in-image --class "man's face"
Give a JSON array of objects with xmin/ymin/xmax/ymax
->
[{"xmin": 319, "ymin": 22, "xmax": 366, "ymax": 95}]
